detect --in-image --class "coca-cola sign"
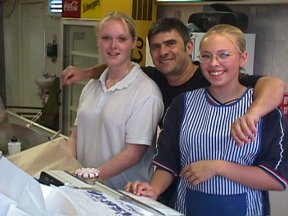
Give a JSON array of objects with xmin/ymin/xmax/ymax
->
[{"xmin": 62, "ymin": 0, "xmax": 81, "ymax": 18}]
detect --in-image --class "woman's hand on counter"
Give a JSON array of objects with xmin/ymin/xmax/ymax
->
[{"xmin": 125, "ymin": 181, "xmax": 158, "ymax": 200}]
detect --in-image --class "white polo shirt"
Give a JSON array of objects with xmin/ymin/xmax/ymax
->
[{"xmin": 75, "ymin": 63, "xmax": 164, "ymax": 189}]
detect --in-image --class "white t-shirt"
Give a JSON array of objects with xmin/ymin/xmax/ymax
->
[{"xmin": 75, "ymin": 63, "xmax": 164, "ymax": 189}]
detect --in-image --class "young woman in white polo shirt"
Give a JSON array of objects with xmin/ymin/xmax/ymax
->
[{"xmin": 67, "ymin": 11, "xmax": 164, "ymax": 190}]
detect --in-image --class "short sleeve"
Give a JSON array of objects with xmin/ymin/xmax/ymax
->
[
  {"xmin": 125, "ymin": 93, "xmax": 164, "ymax": 145},
  {"xmin": 141, "ymin": 66, "xmax": 157, "ymax": 78},
  {"xmin": 255, "ymin": 109, "xmax": 288, "ymax": 188},
  {"xmin": 239, "ymin": 73, "xmax": 262, "ymax": 87},
  {"xmin": 153, "ymin": 94, "xmax": 185, "ymax": 176}
]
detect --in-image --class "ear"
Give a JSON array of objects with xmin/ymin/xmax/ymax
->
[
  {"xmin": 186, "ymin": 40, "xmax": 194, "ymax": 56},
  {"xmin": 240, "ymin": 50, "xmax": 248, "ymax": 68}
]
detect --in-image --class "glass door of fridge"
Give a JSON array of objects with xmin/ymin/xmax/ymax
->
[{"xmin": 60, "ymin": 19, "xmax": 102, "ymax": 135}]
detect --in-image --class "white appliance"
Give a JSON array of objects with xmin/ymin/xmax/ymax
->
[
  {"xmin": 191, "ymin": 32, "xmax": 256, "ymax": 75},
  {"xmin": 60, "ymin": 19, "xmax": 102, "ymax": 135}
]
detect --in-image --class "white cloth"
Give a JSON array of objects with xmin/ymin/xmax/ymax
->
[{"xmin": 75, "ymin": 63, "xmax": 164, "ymax": 189}]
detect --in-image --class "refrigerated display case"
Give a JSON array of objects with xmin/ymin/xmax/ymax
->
[{"xmin": 60, "ymin": 19, "xmax": 102, "ymax": 135}]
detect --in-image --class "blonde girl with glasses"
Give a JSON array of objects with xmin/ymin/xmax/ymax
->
[{"xmin": 125, "ymin": 24, "xmax": 288, "ymax": 216}]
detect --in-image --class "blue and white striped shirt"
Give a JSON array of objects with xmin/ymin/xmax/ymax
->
[{"xmin": 154, "ymin": 88, "xmax": 288, "ymax": 216}]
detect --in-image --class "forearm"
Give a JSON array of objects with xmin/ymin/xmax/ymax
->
[
  {"xmin": 250, "ymin": 76, "xmax": 285, "ymax": 117},
  {"xmin": 216, "ymin": 161, "xmax": 284, "ymax": 191},
  {"xmin": 97, "ymin": 144, "xmax": 147, "ymax": 180},
  {"xmin": 87, "ymin": 64, "xmax": 107, "ymax": 79},
  {"xmin": 150, "ymin": 168, "xmax": 175, "ymax": 198}
]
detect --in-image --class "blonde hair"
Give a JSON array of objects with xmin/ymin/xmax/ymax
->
[
  {"xmin": 200, "ymin": 24, "xmax": 246, "ymax": 54},
  {"xmin": 98, "ymin": 11, "xmax": 137, "ymax": 40}
]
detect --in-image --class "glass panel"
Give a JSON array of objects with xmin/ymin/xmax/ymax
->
[{"xmin": 62, "ymin": 20, "xmax": 102, "ymax": 135}]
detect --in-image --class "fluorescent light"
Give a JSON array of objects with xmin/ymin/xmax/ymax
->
[{"xmin": 50, "ymin": 0, "xmax": 62, "ymax": 14}]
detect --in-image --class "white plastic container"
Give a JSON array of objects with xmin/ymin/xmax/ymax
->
[{"xmin": 8, "ymin": 136, "xmax": 21, "ymax": 156}]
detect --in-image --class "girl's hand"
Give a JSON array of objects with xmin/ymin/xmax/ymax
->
[
  {"xmin": 180, "ymin": 160, "xmax": 220, "ymax": 186},
  {"xmin": 125, "ymin": 181, "xmax": 158, "ymax": 200}
]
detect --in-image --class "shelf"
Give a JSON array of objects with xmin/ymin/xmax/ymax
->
[
  {"xmin": 72, "ymin": 80, "xmax": 89, "ymax": 86},
  {"xmin": 71, "ymin": 51, "xmax": 99, "ymax": 58},
  {"xmin": 62, "ymin": 18, "xmax": 100, "ymax": 27}
]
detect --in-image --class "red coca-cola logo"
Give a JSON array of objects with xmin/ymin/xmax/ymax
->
[
  {"xmin": 64, "ymin": 0, "xmax": 79, "ymax": 12},
  {"xmin": 62, "ymin": 0, "xmax": 81, "ymax": 18}
]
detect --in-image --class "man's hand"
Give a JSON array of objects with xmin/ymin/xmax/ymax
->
[
  {"xmin": 61, "ymin": 65, "xmax": 88, "ymax": 85},
  {"xmin": 231, "ymin": 112, "xmax": 259, "ymax": 146},
  {"xmin": 232, "ymin": 76, "xmax": 285, "ymax": 146},
  {"xmin": 61, "ymin": 64, "xmax": 107, "ymax": 85}
]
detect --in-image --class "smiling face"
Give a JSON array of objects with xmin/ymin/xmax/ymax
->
[
  {"xmin": 97, "ymin": 18, "xmax": 136, "ymax": 68},
  {"xmin": 149, "ymin": 29, "xmax": 193, "ymax": 77},
  {"xmin": 199, "ymin": 33, "xmax": 248, "ymax": 89}
]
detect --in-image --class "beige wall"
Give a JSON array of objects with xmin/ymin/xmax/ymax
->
[{"xmin": 3, "ymin": 0, "xmax": 62, "ymax": 107}]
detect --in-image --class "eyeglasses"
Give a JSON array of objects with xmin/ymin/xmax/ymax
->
[{"xmin": 198, "ymin": 51, "xmax": 233, "ymax": 64}]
